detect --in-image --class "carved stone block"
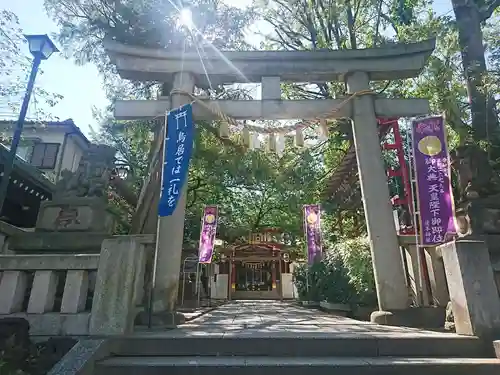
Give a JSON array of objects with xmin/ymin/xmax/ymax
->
[
  {"xmin": 455, "ymin": 197, "xmax": 500, "ymax": 237},
  {"xmin": 439, "ymin": 239, "xmax": 500, "ymax": 337},
  {"xmin": 35, "ymin": 197, "xmax": 115, "ymax": 234}
]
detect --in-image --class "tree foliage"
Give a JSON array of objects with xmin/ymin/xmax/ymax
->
[
  {"xmin": 41, "ymin": 0, "xmax": 500, "ymax": 247},
  {"xmin": 0, "ymin": 9, "xmax": 62, "ymax": 119}
]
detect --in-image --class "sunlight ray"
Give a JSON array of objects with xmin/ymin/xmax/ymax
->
[
  {"xmin": 165, "ymin": 0, "xmax": 250, "ymax": 83},
  {"xmin": 192, "ymin": 36, "xmax": 215, "ymax": 91},
  {"xmin": 179, "ymin": 38, "xmax": 187, "ymax": 87}
]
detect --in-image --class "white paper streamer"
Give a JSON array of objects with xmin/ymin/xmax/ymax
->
[
  {"xmin": 276, "ymin": 134, "xmax": 286, "ymax": 157},
  {"xmin": 295, "ymin": 128, "xmax": 305, "ymax": 147},
  {"xmin": 318, "ymin": 120, "xmax": 329, "ymax": 142},
  {"xmin": 267, "ymin": 133, "xmax": 277, "ymax": 152},
  {"xmin": 251, "ymin": 132, "xmax": 261, "ymax": 149}
]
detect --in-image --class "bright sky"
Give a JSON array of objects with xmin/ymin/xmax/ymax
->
[{"xmin": 1, "ymin": 0, "xmax": 452, "ymax": 137}]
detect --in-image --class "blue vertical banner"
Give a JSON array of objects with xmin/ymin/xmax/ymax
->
[{"xmin": 158, "ymin": 104, "xmax": 194, "ymax": 217}]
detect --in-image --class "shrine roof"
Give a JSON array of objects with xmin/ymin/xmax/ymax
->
[
  {"xmin": 0, "ymin": 144, "xmax": 55, "ymax": 193},
  {"xmin": 219, "ymin": 243, "xmax": 293, "ymax": 253},
  {"xmin": 324, "ymin": 119, "xmax": 397, "ymax": 209}
]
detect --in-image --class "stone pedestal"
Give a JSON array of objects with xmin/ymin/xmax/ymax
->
[
  {"xmin": 35, "ymin": 197, "xmax": 115, "ymax": 234},
  {"xmin": 89, "ymin": 237, "xmax": 145, "ymax": 335},
  {"xmin": 439, "ymin": 239, "xmax": 500, "ymax": 337},
  {"xmin": 371, "ymin": 306, "xmax": 446, "ymax": 329},
  {"xmin": 485, "ymin": 235, "xmax": 500, "ymax": 295},
  {"xmin": 9, "ymin": 197, "xmax": 115, "ymax": 254}
]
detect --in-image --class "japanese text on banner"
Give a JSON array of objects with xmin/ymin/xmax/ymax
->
[
  {"xmin": 304, "ymin": 204, "xmax": 322, "ymax": 265},
  {"xmin": 198, "ymin": 206, "xmax": 219, "ymax": 264},
  {"xmin": 411, "ymin": 116, "xmax": 456, "ymax": 246},
  {"xmin": 158, "ymin": 104, "xmax": 194, "ymax": 217}
]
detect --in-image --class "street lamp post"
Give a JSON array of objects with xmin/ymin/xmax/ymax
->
[{"xmin": 0, "ymin": 34, "xmax": 59, "ymax": 214}]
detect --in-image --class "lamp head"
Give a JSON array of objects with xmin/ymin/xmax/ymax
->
[{"xmin": 25, "ymin": 34, "xmax": 59, "ymax": 60}]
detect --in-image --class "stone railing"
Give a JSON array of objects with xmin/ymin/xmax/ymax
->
[
  {"xmin": 0, "ymin": 235, "xmax": 154, "ymax": 336},
  {"xmin": 398, "ymin": 235, "xmax": 449, "ymax": 309},
  {"xmin": 0, "ymin": 221, "xmax": 29, "ymax": 254},
  {"xmin": 0, "ymin": 254, "xmax": 99, "ymax": 335}
]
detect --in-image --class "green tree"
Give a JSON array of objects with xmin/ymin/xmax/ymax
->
[
  {"xmin": 44, "ymin": 0, "xmax": 256, "ymax": 97},
  {"xmin": 255, "ymin": 0, "xmax": 499, "ymax": 233},
  {"xmin": 0, "ymin": 9, "xmax": 62, "ymax": 120},
  {"xmin": 44, "ymin": 0, "xmax": 332, "ymax": 244},
  {"xmin": 450, "ymin": 0, "xmax": 499, "ymax": 142}
]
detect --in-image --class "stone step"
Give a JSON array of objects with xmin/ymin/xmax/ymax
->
[
  {"xmin": 111, "ymin": 335, "xmax": 488, "ymax": 358},
  {"xmin": 96, "ymin": 356, "xmax": 500, "ymax": 375}
]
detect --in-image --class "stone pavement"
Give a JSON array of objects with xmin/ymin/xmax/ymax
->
[
  {"xmin": 134, "ymin": 300, "xmax": 472, "ymax": 339},
  {"xmin": 91, "ymin": 300, "xmax": 500, "ymax": 374}
]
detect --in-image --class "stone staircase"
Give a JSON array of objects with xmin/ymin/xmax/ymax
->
[{"xmin": 93, "ymin": 333, "xmax": 500, "ymax": 374}]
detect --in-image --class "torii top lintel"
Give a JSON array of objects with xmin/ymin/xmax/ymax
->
[{"xmin": 104, "ymin": 38, "xmax": 436, "ymax": 86}]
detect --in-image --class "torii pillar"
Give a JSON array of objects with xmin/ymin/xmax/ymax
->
[
  {"xmin": 105, "ymin": 38, "xmax": 436, "ymax": 322},
  {"xmin": 153, "ymin": 72, "xmax": 195, "ymax": 316},
  {"xmin": 346, "ymin": 72, "xmax": 408, "ymax": 312}
]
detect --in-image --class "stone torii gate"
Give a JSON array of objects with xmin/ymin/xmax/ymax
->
[{"xmin": 105, "ymin": 38, "xmax": 435, "ymax": 320}]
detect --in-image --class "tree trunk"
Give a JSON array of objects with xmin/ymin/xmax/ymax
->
[{"xmin": 451, "ymin": 0, "xmax": 498, "ymax": 141}]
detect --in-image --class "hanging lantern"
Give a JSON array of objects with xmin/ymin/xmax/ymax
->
[
  {"xmin": 219, "ymin": 121, "xmax": 230, "ymax": 138},
  {"xmin": 267, "ymin": 133, "xmax": 277, "ymax": 152},
  {"xmin": 251, "ymin": 132, "xmax": 261, "ymax": 149},
  {"xmin": 276, "ymin": 134, "xmax": 285, "ymax": 157},
  {"xmin": 242, "ymin": 126, "xmax": 251, "ymax": 148},
  {"xmin": 295, "ymin": 127, "xmax": 305, "ymax": 147}
]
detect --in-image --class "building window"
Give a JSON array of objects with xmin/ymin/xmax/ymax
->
[
  {"xmin": 17, "ymin": 143, "xmax": 34, "ymax": 162},
  {"xmin": 30, "ymin": 143, "xmax": 60, "ymax": 169}
]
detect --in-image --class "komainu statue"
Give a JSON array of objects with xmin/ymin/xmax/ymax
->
[
  {"xmin": 54, "ymin": 144, "xmax": 116, "ymax": 200},
  {"xmin": 450, "ymin": 144, "xmax": 500, "ymax": 237}
]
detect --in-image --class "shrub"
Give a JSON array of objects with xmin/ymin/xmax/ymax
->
[
  {"xmin": 333, "ymin": 237, "xmax": 377, "ymax": 306},
  {"xmin": 320, "ymin": 251, "xmax": 356, "ymax": 304},
  {"xmin": 292, "ymin": 262, "xmax": 323, "ymax": 302},
  {"xmin": 293, "ymin": 237, "xmax": 378, "ymax": 307},
  {"xmin": 292, "ymin": 252, "xmax": 355, "ymax": 304}
]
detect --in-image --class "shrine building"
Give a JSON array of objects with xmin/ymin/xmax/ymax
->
[{"xmin": 210, "ymin": 228, "xmax": 298, "ymax": 300}]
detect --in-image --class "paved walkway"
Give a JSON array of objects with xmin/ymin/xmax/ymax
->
[{"xmin": 136, "ymin": 300, "xmax": 469, "ymax": 340}]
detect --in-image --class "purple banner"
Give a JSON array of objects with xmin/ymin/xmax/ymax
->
[
  {"xmin": 304, "ymin": 204, "xmax": 322, "ymax": 264},
  {"xmin": 198, "ymin": 206, "xmax": 218, "ymax": 263},
  {"xmin": 412, "ymin": 116, "xmax": 456, "ymax": 246}
]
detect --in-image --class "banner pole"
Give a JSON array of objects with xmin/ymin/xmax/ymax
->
[
  {"xmin": 147, "ymin": 114, "xmax": 168, "ymax": 329},
  {"xmin": 196, "ymin": 262, "xmax": 201, "ymax": 307},
  {"xmin": 197, "ymin": 207, "xmax": 204, "ymax": 308},
  {"xmin": 408, "ymin": 120, "xmax": 425, "ymax": 306},
  {"xmin": 302, "ymin": 205, "xmax": 309, "ymax": 300},
  {"xmin": 181, "ymin": 266, "xmax": 186, "ymax": 306},
  {"xmin": 208, "ymin": 263, "xmax": 212, "ymax": 307}
]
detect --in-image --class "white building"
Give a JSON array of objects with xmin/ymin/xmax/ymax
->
[{"xmin": 0, "ymin": 119, "xmax": 90, "ymax": 182}]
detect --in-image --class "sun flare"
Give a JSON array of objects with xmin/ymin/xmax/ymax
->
[{"xmin": 179, "ymin": 8, "xmax": 194, "ymax": 29}]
